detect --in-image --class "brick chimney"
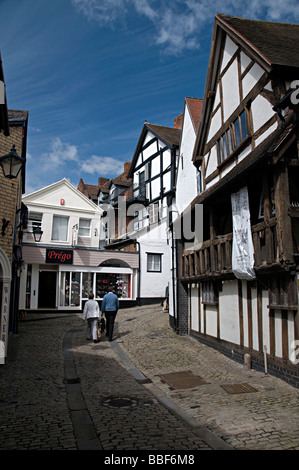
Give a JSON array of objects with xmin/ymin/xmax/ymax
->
[
  {"xmin": 124, "ymin": 161, "xmax": 131, "ymax": 176},
  {"xmin": 174, "ymin": 113, "xmax": 183, "ymax": 129}
]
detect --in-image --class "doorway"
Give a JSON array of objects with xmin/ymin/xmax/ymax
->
[{"xmin": 38, "ymin": 271, "xmax": 57, "ymax": 308}]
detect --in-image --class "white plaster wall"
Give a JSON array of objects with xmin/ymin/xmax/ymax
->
[
  {"xmin": 151, "ymin": 154, "xmax": 160, "ymax": 177},
  {"xmin": 190, "ymin": 285, "xmax": 199, "ymax": 332},
  {"xmin": 151, "ymin": 177, "xmax": 160, "ymax": 199},
  {"xmin": 162, "ymin": 149, "xmax": 171, "ymax": 170},
  {"xmin": 176, "ymin": 105, "xmax": 198, "ymax": 214},
  {"xmin": 251, "ymin": 94, "xmax": 276, "ymax": 133},
  {"xmin": 242, "ymin": 63, "xmax": 265, "ymax": 99},
  {"xmin": 143, "ymin": 139, "xmax": 156, "ymax": 161},
  {"xmin": 262, "ymin": 289, "xmax": 270, "ymax": 353},
  {"xmin": 207, "ymin": 108, "xmax": 221, "ymax": 142},
  {"xmin": 242, "ymin": 281, "xmax": 249, "ymax": 348},
  {"xmin": 222, "ymin": 59, "xmax": 240, "ymax": 122},
  {"xmin": 205, "ymin": 305, "xmax": 218, "ymax": 337},
  {"xmin": 219, "ymin": 280, "xmax": 240, "ymax": 344},
  {"xmin": 205, "ymin": 146, "xmax": 218, "ymax": 178},
  {"xmin": 221, "ymin": 35, "xmax": 238, "ymax": 72}
]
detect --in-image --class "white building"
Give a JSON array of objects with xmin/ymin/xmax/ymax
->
[
  {"xmin": 19, "ymin": 179, "xmax": 139, "ymax": 311},
  {"xmin": 126, "ymin": 122, "xmax": 181, "ymax": 303},
  {"xmin": 168, "ymin": 98, "xmax": 203, "ymax": 328}
]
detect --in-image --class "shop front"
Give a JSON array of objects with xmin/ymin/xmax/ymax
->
[{"xmin": 20, "ymin": 245, "xmax": 139, "ymax": 311}]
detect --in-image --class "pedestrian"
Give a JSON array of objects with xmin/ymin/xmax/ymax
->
[
  {"xmin": 83, "ymin": 292, "xmax": 100, "ymax": 343},
  {"xmin": 101, "ymin": 287, "xmax": 119, "ymax": 342}
]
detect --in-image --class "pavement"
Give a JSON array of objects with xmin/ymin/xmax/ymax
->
[{"xmin": 0, "ymin": 303, "xmax": 298, "ymax": 455}]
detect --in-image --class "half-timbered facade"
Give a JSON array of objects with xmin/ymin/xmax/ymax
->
[
  {"xmin": 177, "ymin": 14, "xmax": 299, "ymax": 386},
  {"xmin": 127, "ymin": 122, "xmax": 181, "ymax": 303},
  {"xmin": 169, "ymin": 98, "xmax": 203, "ymax": 328}
]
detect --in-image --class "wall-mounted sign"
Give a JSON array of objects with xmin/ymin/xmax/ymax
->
[
  {"xmin": 46, "ymin": 248, "xmax": 73, "ymax": 264},
  {"xmin": 60, "ymin": 199, "xmax": 65, "ymax": 205}
]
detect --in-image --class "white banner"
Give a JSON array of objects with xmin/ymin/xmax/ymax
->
[{"xmin": 231, "ymin": 186, "xmax": 256, "ymax": 280}]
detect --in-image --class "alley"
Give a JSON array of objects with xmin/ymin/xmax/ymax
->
[{"xmin": 0, "ymin": 304, "xmax": 298, "ymax": 453}]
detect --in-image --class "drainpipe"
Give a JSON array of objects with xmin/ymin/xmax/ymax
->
[{"xmin": 135, "ymin": 240, "xmax": 141, "ymax": 306}]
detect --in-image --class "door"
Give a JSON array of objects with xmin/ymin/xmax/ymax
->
[{"xmin": 38, "ymin": 271, "xmax": 57, "ymax": 308}]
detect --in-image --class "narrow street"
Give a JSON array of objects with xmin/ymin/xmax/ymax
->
[{"xmin": 0, "ymin": 303, "xmax": 298, "ymax": 455}]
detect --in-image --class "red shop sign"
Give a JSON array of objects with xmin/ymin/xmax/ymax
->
[{"xmin": 46, "ymin": 249, "xmax": 73, "ymax": 264}]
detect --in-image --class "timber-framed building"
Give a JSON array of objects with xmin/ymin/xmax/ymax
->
[{"xmin": 176, "ymin": 14, "xmax": 299, "ymax": 387}]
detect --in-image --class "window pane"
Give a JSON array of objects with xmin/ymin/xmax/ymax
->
[
  {"xmin": 147, "ymin": 254, "xmax": 161, "ymax": 272},
  {"xmin": 240, "ymin": 110, "xmax": 247, "ymax": 140},
  {"xmin": 234, "ymin": 118, "xmax": 241, "ymax": 147},
  {"xmin": 79, "ymin": 218, "xmax": 91, "ymax": 237},
  {"xmin": 28, "ymin": 212, "xmax": 42, "ymax": 232},
  {"xmin": 222, "ymin": 133, "xmax": 227, "ymax": 160},
  {"xmin": 227, "ymin": 128, "xmax": 232, "ymax": 154},
  {"xmin": 52, "ymin": 216, "xmax": 69, "ymax": 241},
  {"xmin": 96, "ymin": 273, "xmax": 130, "ymax": 298},
  {"xmin": 218, "ymin": 138, "xmax": 223, "ymax": 163},
  {"xmin": 71, "ymin": 272, "xmax": 80, "ymax": 306},
  {"xmin": 82, "ymin": 272, "xmax": 93, "ymax": 298}
]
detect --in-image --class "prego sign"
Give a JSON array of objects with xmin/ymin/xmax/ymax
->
[{"xmin": 46, "ymin": 249, "xmax": 73, "ymax": 264}]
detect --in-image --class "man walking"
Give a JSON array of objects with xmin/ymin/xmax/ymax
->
[{"xmin": 101, "ymin": 287, "xmax": 119, "ymax": 342}]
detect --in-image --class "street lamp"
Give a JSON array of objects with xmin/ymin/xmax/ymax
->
[
  {"xmin": 0, "ymin": 144, "xmax": 24, "ymax": 179},
  {"xmin": 33, "ymin": 226, "xmax": 43, "ymax": 242}
]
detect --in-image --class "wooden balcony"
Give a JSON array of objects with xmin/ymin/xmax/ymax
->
[{"xmin": 181, "ymin": 217, "xmax": 279, "ymax": 281}]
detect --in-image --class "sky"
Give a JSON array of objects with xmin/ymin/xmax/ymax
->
[{"xmin": 0, "ymin": 0, "xmax": 299, "ymax": 195}]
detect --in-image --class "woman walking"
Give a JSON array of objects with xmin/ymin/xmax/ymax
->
[{"xmin": 83, "ymin": 292, "xmax": 100, "ymax": 343}]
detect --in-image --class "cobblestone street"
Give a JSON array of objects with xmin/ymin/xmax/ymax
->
[{"xmin": 0, "ymin": 303, "xmax": 298, "ymax": 454}]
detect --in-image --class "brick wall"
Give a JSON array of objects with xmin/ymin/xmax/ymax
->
[
  {"xmin": 176, "ymin": 241, "xmax": 189, "ymax": 335},
  {"xmin": 0, "ymin": 126, "xmax": 25, "ymax": 264}
]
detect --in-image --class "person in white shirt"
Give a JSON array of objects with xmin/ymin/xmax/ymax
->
[{"xmin": 83, "ymin": 292, "xmax": 100, "ymax": 343}]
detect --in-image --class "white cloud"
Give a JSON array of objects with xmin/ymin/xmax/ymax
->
[
  {"xmin": 42, "ymin": 137, "xmax": 79, "ymax": 171},
  {"xmin": 79, "ymin": 155, "xmax": 124, "ymax": 175},
  {"xmin": 72, "ymin": 0, "xmax": 299, "ymax": 55}
]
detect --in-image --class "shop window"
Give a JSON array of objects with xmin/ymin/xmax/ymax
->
[
  {"xmin": 96, "ymin": 273, "xmax": 130, "ymax": 298},
  {"xmin": 79, "ymin": 218, "xmax": 91, "ymax": 237},
  {"xmin": 52, "ymin": 215, "xmax": 69, "ymax": 241},
  {"xmin": 71, "ymin": 272, "xmax": 80, "ymax": 306},
  {"xmin": 147, "ymin": 253, "xmax": 162, "ymax": 272},
  {"xmin": 82, "ymin": 272, "xmax": 94, "ymax": 298}
]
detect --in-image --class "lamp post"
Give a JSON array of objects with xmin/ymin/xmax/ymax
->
[{"xmin": 0, "ymin": 144, "xmax": 24, "ymax": 179}]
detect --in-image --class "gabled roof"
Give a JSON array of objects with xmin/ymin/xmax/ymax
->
[
  {"xmin": 193, "ymin": 13, "xmax": 299, "ymax": 163},
  {"xmin": 185, "ymin": 97, "xmax": 203, "ymax": 133},
  {"xmin": 128, "ymin": 122, "xmax": 181, "ymax": 177},
  {"xmin": 24, "ymin": 178, "xmax": 102, "ymax": 212},
  {"xmin": 217, "ymin": 13, "xmax": 299, "ymax": 70},
  {"xmin": 146, "ymin": 123, "xmax": 181, "ymax": 147}
]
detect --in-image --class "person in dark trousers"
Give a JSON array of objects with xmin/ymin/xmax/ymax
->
[
  {"xmin": 101, "ymin": 287, "xmax": 119, "ymax": 342},
  {"xmin": 83, "ymin": 292, "xmax": 100, "ymax": 343}
]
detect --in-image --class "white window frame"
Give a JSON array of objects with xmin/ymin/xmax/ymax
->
[
  {"xmin": 78, "ymin": 218, "xmax": 91, "ymax": 237},
  {"xmin": 51, "ymin": 215, "xmax": 69, "ymax": 242}
]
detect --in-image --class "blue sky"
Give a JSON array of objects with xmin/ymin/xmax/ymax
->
[{"xmin": 1, "ymin": 0, "xmax": 298, "ymax": 194}]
